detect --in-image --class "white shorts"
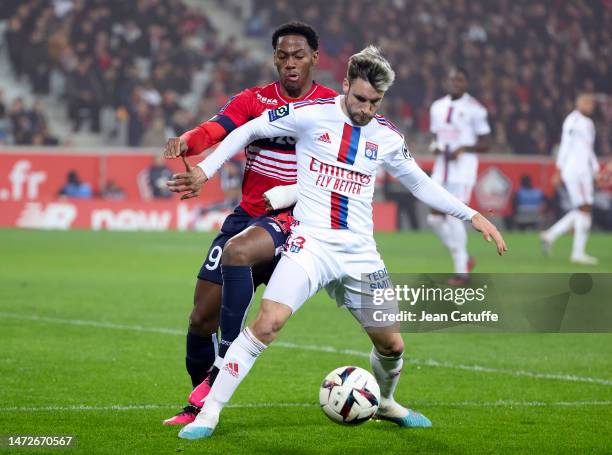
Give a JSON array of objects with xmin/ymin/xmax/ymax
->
[
  {"xmin": 564, "ymin": 176, "xmax": 594, "ymax": 207},
  {"xmin": 262, "ymin": 225, "xmax": 398, "ymax": 327}
]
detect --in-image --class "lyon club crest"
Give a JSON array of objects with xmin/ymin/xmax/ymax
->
[{"xmin": 364, "ymin": 141, "xmax": 378, "ymax": 160}]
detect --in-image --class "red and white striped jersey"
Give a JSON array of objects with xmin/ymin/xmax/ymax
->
[
  {"xmin": 201, "ymin": 96, "xmax": 476, "ymax": 236},
  {"xmin": 208, "ymin": 81, "xmax": 337, "ymax": 216}
]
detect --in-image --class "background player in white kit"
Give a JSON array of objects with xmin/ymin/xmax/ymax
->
[
  {"xmin": 175, "ymin": 47, "xmax": 507, "ymax": 440},
  {"xmin": 428, "ymin": 67, "xmax": 491, "ymax": 285},
  {"xmin": 540, "ymin": 93, "xmax": 600, "ymax": 265}
]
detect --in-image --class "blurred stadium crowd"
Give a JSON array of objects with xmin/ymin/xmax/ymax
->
[
  {"xmin": 0, "ymin": 0, "xmax": 610, "ymax": 156},
  {"xmin": 249, "ymin": 0, "xmax": 611, "ymax": 155},
  {"xmin": 0, "ymin": 0, "xmax": 266, "ymax": 146}
]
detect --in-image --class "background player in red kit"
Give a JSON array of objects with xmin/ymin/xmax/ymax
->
[{"xmin": 163, "ymin": 22, "xmax": 337, "ymax": 425}]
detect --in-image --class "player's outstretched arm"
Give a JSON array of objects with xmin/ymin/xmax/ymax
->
[
  {"xmin": 470, "ymin": 213, "xmax": 508, "ymax": 256},
  {"xmin": 164, "ymin": 122, "xmax": 228, "ymax": 158},
  {"xmin": 384, "ymin": 149, "xmax": 507, "ymax": 256},
  {"xmin": 166, "ymin": 156, "xmax": 208, "ymax": 200},
  {"xmin": 168, "ymin": 105, "xmax": 298, "ymax": 200},
  {"xmin": 199, "ymin": 105, "xmax": 298, "ymax": 180}
]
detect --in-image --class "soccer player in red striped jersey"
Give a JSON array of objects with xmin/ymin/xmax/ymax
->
[{"xmin": 163, "ymin": 22, "xmax": 337, "ymax": 425}]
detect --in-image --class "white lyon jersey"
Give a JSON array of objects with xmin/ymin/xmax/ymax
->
[
  {"xmin": 201, "ymin": 96, "xmax": 477, "ymax": 237},
  {"xmin": 557, "ymin": 110, "xmax": 599, "ymax": 180},
  {"xmin": 430, "ymin": 93, "xmax": 490, "ymax": 190},
  {"xmin": 556, "ymin": 110, "xmax": 599, "ymax": 207},
  {"xmin": 200, "ymin": 96, "xmax": 477, "ymax": 315}
]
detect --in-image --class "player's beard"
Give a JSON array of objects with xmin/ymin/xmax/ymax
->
[
  {"xmin": 344, "ymin": 98, "xmax": 373, "ymax": 126},
  {"xmin": 348, "ymin": 110, "xmax": 372, "ymax": 126}
]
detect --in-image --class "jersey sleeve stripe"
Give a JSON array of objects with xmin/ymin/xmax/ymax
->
[
  {"xmin": 217, "ymin": 96, "xmax": 235, "ymax": 114},
  {"xmin": 294, "ymin": 101, "xmax": 336, "ymax": 110},
  {"xmin": 375, "ymin": 116, "xmax": 403, "ymax": 138},
  {"xmin": 293, "ymin": 97, "xmax": 336, "ymax": 106},
  {"xmin": 294, "ymin": 101, "xmax": 335, "ymax": 109},
  {"xmin": 293, "ymin": 98, "xmax": 336, "ymax": 109},
  {"xmin": 211, "ymin": 114, "xmax": 238, "ymax": 134}
]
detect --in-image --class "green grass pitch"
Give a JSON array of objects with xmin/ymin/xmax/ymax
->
[{"xmin": 1, "ymin": 228, "xmax": 611, "ymax": 454}]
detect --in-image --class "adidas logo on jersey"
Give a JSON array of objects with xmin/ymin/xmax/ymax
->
[
  {"xmin": 223, "ymin": 362, "xmax": 240, "ymax": 378},
  {"xmin": 317, "ymin": 132, "xmax": 331, "ymax": 143}
]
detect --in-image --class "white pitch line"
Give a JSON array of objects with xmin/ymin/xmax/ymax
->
[
  {"xmin": 0, "ymin": 403, "xmax": 314, "ymax": 413},
  {"xmin": 0, "ymin": 401, "xmax": 610, "ymax": 413},
  {"xmin": 0, "ymin": 404, "xmax": 174, "ymax": 412},
  {"xmin": 0, "ymin": 312, "xmax": 183, "ymax": 336},
  {"xmin": 434, "ymin": 400, "xmax": 612, "ymax": 407},
  {"xmin": 1, "ymin": 312, "xmax": 611, "ymax": 387},
  {"xmin": 273, "ymin": 341, "xmax": 612, "ymax": 387}
]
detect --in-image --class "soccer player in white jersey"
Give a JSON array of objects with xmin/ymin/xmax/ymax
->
[
  {"xmin": 175, "ymin": 47, "xmax": 507, "ymax": 440},
  {"xmin": 428, "ymin": 67, "xmax": 491, "ymax": 285},
  {"xmin": 540, "ymin": 93, "xmax": 600, "ymax": 265}
]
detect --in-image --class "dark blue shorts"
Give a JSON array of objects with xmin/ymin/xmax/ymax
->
[{"xmin": 197, "ymin": 206, "xmax": 293, "ymax": 286}]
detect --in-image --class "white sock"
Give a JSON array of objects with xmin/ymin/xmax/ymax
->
[
  {"xmin": 213, "ymin": 356, "xmax": 224, "ymax": 369},
  {"xmin": 199, "ymin": 327, "xmax": 266, "ymax": 419},
  {"xmin": 572, "ymin": 211, "xmax": 592, "ymax": 258},
  {"xmin": 427, "ymin": 214, "xmax": 454, "ymax": 250},
  {"xmin": 546, "ymin": 210, "xmax": 578, "ymax": 243},
  {"xmin": 369, "ymin": 347, "xmax": 403, "ymax": 402},
  {"xmin": 447, "ymin": 216, "xmax": 469, "ymax": 274}
]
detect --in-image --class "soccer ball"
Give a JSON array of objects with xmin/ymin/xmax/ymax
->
[{"xmin": 319, "ymin": 366, "xmax": 380, "ymax": 425}]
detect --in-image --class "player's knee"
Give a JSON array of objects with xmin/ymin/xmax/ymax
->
[
  {"xmin": 250, "ymin": 306, "xmax": 287, "ymax": 344},
  {"xmin": 375, "ymin": 337, "xmax": 404, "ymax": 358},
  {"xmin": 188, "ymin": 310, "xmax": 218, "ymax": 335},
  {"xmin": 250, "ymin": 317, "xmax": 281, "ymax": 344},
  {"xmin": 222, "ymin": 238, "xmax": 253, "ymax": 266}
]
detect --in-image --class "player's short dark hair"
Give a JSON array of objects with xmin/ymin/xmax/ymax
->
[
  {"xmin": 272, "ymin": 21, "xmax": 319, "ymax": 51},
  {"xmin": 451, "ymin": 65, "xmax": 470, "ymax": 80}
]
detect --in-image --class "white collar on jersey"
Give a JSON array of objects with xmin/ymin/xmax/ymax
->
[
  {"xmin": 446, "ymin": 93, "xmax": 470, "ymax": 104},
  {"xmin": 572, "ymin": 109, "xmax": 589, "ymax": 120}
]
